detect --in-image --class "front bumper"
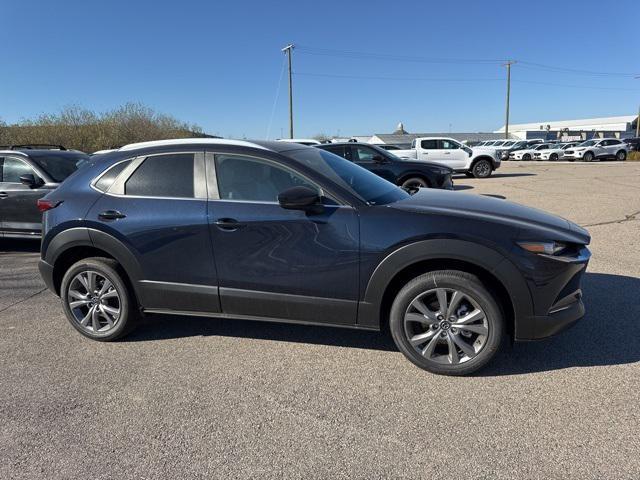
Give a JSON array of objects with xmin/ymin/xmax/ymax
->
[
  {"xmin": 514, "ymin": 246, "xmax": 591, "ymax": 341},
  {"xmin": 38, "ymin": 259, "xmax": 57, "ymax": 295}
]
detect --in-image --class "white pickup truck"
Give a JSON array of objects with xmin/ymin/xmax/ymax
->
[{"xmin": 391, "ymin": 137, "xmax": 501, "ymax": 178}]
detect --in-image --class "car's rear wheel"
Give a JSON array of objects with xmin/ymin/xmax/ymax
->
[
  {"xmin": 550, "ymin": 153, "xmax": 559, "ymax": 161},
  {"xmin": 616, "ymin": 150, "xmax": 627, "ymax": 161},
  {"xmin": 60, "ymin": 257, "xmax": 137, "ymax": 341},
  {"xmin": 522, "ymin": 153, "xmax": 532, "ymax": 161},
  {"xmin": 400, "ymin": 176, "xmax": 429, "ymax": 193},
  {"xmin": 583, "ymin": 151, "xmax": 594, "ymax": 162},
  {"xmin": 389, "ymin": 270, "xmax": 504, "ymax": 376},
  {"xmin": 471, "ymin": 159, "xmax": 492, "ymax": 178}
]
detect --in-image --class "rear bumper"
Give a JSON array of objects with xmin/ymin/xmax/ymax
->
[{"xmin": 38, "ymin": 259, "xmax": 57, "ymax": 295}]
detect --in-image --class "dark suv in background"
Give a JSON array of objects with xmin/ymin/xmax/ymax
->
[
  {"xmin": 38, "ymin": 139, "xmax": 590, "ymax": 375},
  {"xmin": 316, "ymin": 142, "xmax": 453, "ymax": 191},
  {"xmin": 0, "ymin": 145, "xmax": 90, "ymax": 238}
]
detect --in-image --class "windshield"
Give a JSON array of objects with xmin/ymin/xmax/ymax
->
[
  {"xmin": 286, "ymin": 148, "xmax": 409, "ymax": 205},
  {"xmin": 30, "ymin": 153, "xmax": 90, "ymax": 182},
  {"xmin": 579, "ymin": 140, "xmax": 598, "ymax": 147}
]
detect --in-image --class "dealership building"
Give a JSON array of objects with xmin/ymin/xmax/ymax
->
[{"xmin": 494, "ymin": 115, "xmax": 638, "ymax": 141}]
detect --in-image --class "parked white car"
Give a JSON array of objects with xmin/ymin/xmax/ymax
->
[
  {"xmin": 537, "ymin": 143, "xmax": 580, "ymax": 161},
  {"xmin": 393, "ymin": 137, "xmax": 500, "ymax": 178},
  {"xmin": 563, "ymin": 138, "xmax": 629, "ymax": 161},
  {"xmin": 510, "ymin": 143, "xmax": 554, "ymax": 161}
]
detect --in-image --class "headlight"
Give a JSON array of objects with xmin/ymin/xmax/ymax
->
[
  {"xmin": 500, "ymin": 151, "xmax": 508, "ymax": 159},
  {"xmin": 517, "ymin": 241, "xmax": 567, "ymax": 255}
]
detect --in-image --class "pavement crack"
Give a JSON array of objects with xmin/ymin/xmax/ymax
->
[
  {"xmin": 581, "ymin": 210, "xmax": 640, "ymax": 228},
  {"xmin": 0, "ymin": 288, "xmax": 47, "ymax": 315}
]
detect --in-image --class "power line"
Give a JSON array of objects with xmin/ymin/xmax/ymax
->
[
  {"xmin": 294, "ymin": 72, "xmax": 503, "ymax": 82},
  {"xmin": 295, "ymin": 45, "xmax": 505, "ymax": 65},
  {"xmin": 265, "ymin": 55, "xmax": 286, "ymax": 140},
  {"xmin": 293, "ymin": 72, "xmax": 639, "ymax": 91},
  {"xmin": 518, "ymin": 61, "xmax": 637, "ymax": 78}
]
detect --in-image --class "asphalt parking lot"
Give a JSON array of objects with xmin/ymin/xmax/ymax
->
[{"xmin": 1, "ymin": 161, "xmax": 639, "ymax": 479}]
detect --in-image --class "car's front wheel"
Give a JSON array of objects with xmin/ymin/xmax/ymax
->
[
  {"xmin": 522, "ymin": 153, "xmax": 532, "ymax": 161},
  {"xmin": 550, "ymin": 153, "xmax": 559, "ymax": 161},
  {"xmin": 471, "ymin": 159, "xmax": 492, "ymax": 178},
  {"xmin": 400, "ymin": 176, "xmax": 429, "ymax": 192},
  {"xmin": 389, "ymin": 270, "xmax": 504, "ymax": 375},
  {"xmin": 60, "ymin": 257, "xmax": 138, "ymax": 341}
]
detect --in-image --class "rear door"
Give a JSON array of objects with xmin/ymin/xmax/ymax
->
[
  {"xmin": 86, "ymin": 151, "xmax": 219, "ymax": 313},
  {"xmin": 417, "ymin": 139, "xmax": 441, "ymax": 162},
  {"xmin": 0, "ymin": 156, "xmax": 49, "ymax": 237}
]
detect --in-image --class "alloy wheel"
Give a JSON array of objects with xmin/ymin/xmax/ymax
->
[
  {"xmin": 403, "ymin": 288, "xmax": 489, "ymax": 365},
  {"xmin": 67, "ymin": 270, "xmax": 121, "ymax": 333}
]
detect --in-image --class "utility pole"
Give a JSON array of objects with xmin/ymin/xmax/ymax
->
[
  {"xmin": 282, "ymin": 44, "xmax": 295, "ymax": 139},
  {"xmin": 503, "ymin": 60, "xmax": 516, "ymax": 140}
]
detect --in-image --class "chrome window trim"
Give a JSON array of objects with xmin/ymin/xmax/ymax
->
[
  {"xmin": 94, "ymin": 151, "xmax": 207, "ymax": 201},
  {"xmin": 206, "ymin": 151, "xmax": 348, "ymax": 206}
]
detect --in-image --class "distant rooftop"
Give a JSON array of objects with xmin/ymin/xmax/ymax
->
[{"xmin": 495, "ymin": 115, "xmax": 638, "ymax": 133}]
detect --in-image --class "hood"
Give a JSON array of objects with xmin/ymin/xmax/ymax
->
[
  {"xmin": 389, "ymin": 189, "xmax": 590, "ymax": 244},
  {"xmin": 397, "ymin": 160, "xmax": 453, "ymax": 173}
]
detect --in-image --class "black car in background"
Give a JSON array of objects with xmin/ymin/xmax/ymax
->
[
  {"xmin": 0, "ymin": 145, "xmax": 90, "ymax": 238},
  {"xmin": 316, "ymin": 142, "xmax": 453, "ymax": 191}
]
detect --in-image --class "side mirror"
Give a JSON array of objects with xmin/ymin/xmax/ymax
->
[
  {"xmin": 20, "ymin": 174, "xmax": 41, "ymax": 188},
  {"xmin": 278, "ymin": 186, "xmax": 323, "ymax": 213}
]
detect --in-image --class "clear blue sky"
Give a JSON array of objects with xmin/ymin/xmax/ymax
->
[{"xmin": 1, "ymin": 0, "xmax": 638, "ymax": 138}]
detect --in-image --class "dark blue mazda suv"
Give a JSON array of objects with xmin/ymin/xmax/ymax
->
[{"xmin": 38, "ymin": 139, "xmax": 591, "ymax": 375}]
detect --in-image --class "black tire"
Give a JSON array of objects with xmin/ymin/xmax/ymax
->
[
  {"xmin": 60, "ymin": 257, "xmax": 138, "ymax": 341},
  {"xmin": 550, "ymin": 153, "xmax": 558, "ymax": 161},
  {"xmin": 471, "ymin": 159, "xmax": 492, "ymax": 178},
  {"xmin": 522, "ymin": 153, "xmax": 531, "ymax": 161},
  {"xmin": 616, "ymin": 150, "xmax": 627, "ymax": 161},
  {"xmin": 389, "ymin": 270, "xmax": 504, "ymax": 376},
  {"xmin": 400, "ymin": 176, "xmax": 429, "ymax": 192},
  {"xmin": 583, "ymin": 151, "xmax": 594, "ymax": 162}
]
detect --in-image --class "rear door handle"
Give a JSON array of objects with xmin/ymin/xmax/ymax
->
[
  {"xmin": 0, "ymin": 192, "xmax": 7, "ymax": 199},
  {"xmin": 215, "ymin": 218, "xmax": 245, "ymax": 231},
  {"xmin": 98, "ymin": 210, "xmax": 126, "ymax": 220}
]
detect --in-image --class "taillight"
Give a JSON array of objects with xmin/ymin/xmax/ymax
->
[{"xmin": 37, "ymin": 199, "xmax": 61, "ymax": 212}]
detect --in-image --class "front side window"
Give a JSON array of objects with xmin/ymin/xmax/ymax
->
[
  {"xmin": 1, "ymin": 157, "xmax": 36, "ymax": 183},
  {"xmin": 215, "ymin": 154, "xmax": 319, "ymax": 202},
  {"xmin": 440, "ymin": 140, "xmax": 460, "ymax": 150},
  {"xmin": 353, "ymin": 146, "xmax": 376, "ymax": 162},
  {"xmin": 125, "ymin": 153, "xmax": 194, "ymax": 198}
]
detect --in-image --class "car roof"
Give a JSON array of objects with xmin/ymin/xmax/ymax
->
[
  {"xmin": 0, "ymin": 148, "xmax": 88, "ymax": 158},
  {"xmin": 113, "ymin": 138, "xmax": 313, "ymax": 155}
]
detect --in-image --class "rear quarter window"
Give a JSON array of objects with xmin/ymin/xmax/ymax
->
[{"xmin": 94, "ymin": 160, "xmax": 132, "ymax": 192}]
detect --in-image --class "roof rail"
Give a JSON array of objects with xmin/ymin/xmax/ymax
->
[
  {"xmin": 9, "ymin": 144, "xmax": 67, "ymax": 150},
  {"xmin": 118, "ymin": 138, "xmax": 268, "ymax": 152}
]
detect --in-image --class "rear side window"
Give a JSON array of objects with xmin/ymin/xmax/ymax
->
[
  {"xmin": 125, "ymin": 153, "xmax": 194, "ymax": 198},
  {"xmin": 420, "ymin": 140, "xmax": 438, "ymax": 149},
  {"xmin": 322, "ymin": 145, "xmax": 346, "ymax": 158},
  {"xmin": 94, "ymin": 160, "xmax": 131, "ymax": 192}
]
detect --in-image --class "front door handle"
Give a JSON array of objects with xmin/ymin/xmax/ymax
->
[
  {"xmin": 215, "ymin": 218, "xmax": 245, "ymax": 231},
  {"xmin": 0, "ymin": 192, "xmax": 7, "ymax": 199},
  {"xmin": 444, "ymin": 152, "xmax": 451, "ymax": 155},
  {"xmin": 98, "ymin": 210, "xmax": 126, "ymax": 220}
]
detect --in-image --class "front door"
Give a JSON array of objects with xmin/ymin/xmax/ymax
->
[
  {"xmin": 206, "ymin": 152, "xmax": 360, "ymax": 326},
  {"xmin": 350, "ymin": 145, "xmax": 396, "ymax": 183},
  {"xmin": 438, "ymin": 139, "xmax": 468, "ymax": 169},
  {"xmin": 0, "ymin": 156, "xmax": 49, "ymax": 237}
]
